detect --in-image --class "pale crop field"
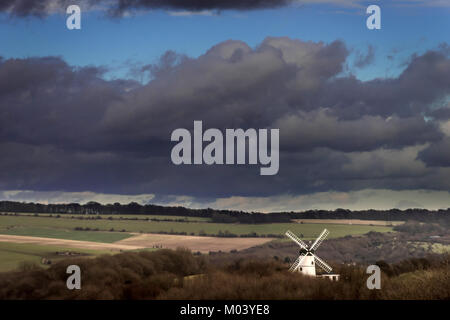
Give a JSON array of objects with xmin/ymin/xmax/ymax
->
[
  {"xmin": 116, "ymin": 233, "xmax": 274, "ymax": 253},
  {"xmin": 292, "ymin": 219, "xmax": 404, "ymax": 226}
]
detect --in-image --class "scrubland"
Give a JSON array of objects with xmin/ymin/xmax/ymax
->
[{"xmin": 0, "ymin": 249, "xmax": 448, "ymax": 300}]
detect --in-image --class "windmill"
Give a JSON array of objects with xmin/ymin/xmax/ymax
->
[{"xmin": 285, "ymin": 229, "xmax": 335, "ymax": 278}]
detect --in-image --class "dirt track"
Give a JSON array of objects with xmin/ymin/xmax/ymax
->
[{"xmin": 0, "ymin": 234, "xmax": 273, "ymax": 253}]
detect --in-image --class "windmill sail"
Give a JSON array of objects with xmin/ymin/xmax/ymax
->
[
  {"xmin": 289, "ymin": 254, "xmax": 306, "ymax": 272},
  {"xmin": 285, "ymin": 230, "xmax": 308, "ymax": 249},
  {"xmin": 312, "ymin": 254, "xmax": 332, "ymax": 273},
  {"xmin": 309, "ymin": 229, "xmax": 329, "ymax": 252}
]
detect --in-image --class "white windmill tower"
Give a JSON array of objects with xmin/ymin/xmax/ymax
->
[{"xmin": 285, "ymin": 229, "xmax": 337, "ymax": 279}]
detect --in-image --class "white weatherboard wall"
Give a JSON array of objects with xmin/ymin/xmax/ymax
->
[{"xmin": 297, "ymin": 255, "xmax": 316, "ymax": 276}]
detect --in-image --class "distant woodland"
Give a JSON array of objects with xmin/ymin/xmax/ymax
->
[{"xmin": 0, "ymin": 201, "xmax": 449, "ymax": 223}]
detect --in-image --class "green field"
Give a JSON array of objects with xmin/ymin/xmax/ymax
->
[
  {"xmin": 0, "ymin": 225, "xmax": 133, "ymax": 243},
  {"xmin": 0, "ymin": 242, "xmax": 113, "ymax": 272},
  {"xmin": 0, "ymin": 215, "xmax": 394, "ymax": 239},
  {"xmin": 98, "ymin": 214, "xmax": 211, "ymax": 222}
]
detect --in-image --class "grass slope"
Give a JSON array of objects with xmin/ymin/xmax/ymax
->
[
  {"xmin": 0, "ymin": 225, "xmax": 132, "ymax": 243},
  {"xmin": 0, "ymin": 242, "xmax": 113, "ymax": 272}
]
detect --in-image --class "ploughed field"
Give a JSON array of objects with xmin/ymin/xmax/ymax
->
[
  {"xmin": 115, "ymin": 233, "xmax": 273, "ymax": 252},
  {"xmin": 0, "ymin": 213, "xmax": 396, "ymax": 272}
]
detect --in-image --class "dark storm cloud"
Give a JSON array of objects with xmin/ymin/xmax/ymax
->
[
  {"xmin": 1, "ymin": 38, "xmax": 450, "ymax": 198},
  {"xmin": 2, "ymin": 1, "xmax": 449, "ymax": 17},
  {"xmin": 0, "ymin": 0, "xmax": 74, "ymax": 16},
  {"xmin": 113, "ymin": 0, "xmax": 291, "ymax": 13},
  {"xmin": 276, "ymin": 112, "xmax": 441, "ymax": 152},
  {"xmin": 0, "ymin": 56, "xmax": 139, "ymax": 151},
  {"xmin": 418, "ymin": 138, "xmax": 450, "ymax": 167},
  {"xmin": 0, "ymin": 0, "xmax": 292, "ymax": 17},
  {"xmin": 315, "ymin": 50, "xmax": 450, "ymax": 119},
  {"xmin": 426, "ymin": 105, "xmax": 450, "ymax": 120}
]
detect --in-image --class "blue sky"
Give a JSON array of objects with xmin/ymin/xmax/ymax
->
[{"xmin": 1, "ymin": 2, "xmax": 448, "ymax": 81}]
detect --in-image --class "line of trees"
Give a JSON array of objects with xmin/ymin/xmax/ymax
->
[{"xmin": 0, "ymin": 201, "xmax": 449, "ymax": 223}]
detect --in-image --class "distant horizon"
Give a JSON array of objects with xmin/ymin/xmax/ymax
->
[{"xmin": 1, "ymin": 195, "xmax": 450, "ymax": 213}]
